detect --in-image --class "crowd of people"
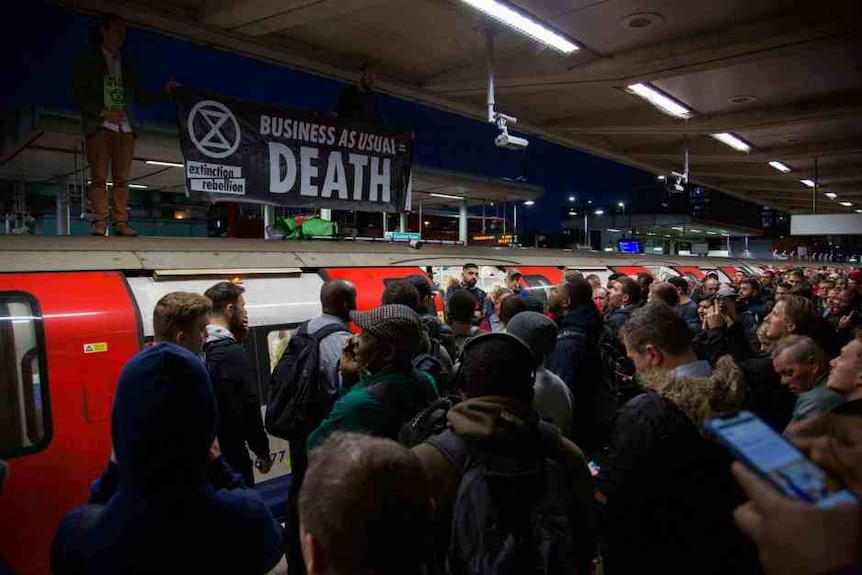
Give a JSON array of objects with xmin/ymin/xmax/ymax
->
[{"xmin": 46, "ymin": 264, "xmax": 862, "ymax": 575}]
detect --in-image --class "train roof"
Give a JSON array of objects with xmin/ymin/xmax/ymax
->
[{"xmin": 0, "ymin": 235, "xmax": 779, "ymax": 274}]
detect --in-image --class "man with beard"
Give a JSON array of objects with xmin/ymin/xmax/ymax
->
[
  {"xmin": 444, "ymin": 263, "xmax": 487, "ymax": 324},
  {"xmin": 204, "ymin": 282, "xmax": 271, "ymax": 486}
]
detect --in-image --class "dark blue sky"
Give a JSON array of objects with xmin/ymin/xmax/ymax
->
[{"xmin": 0, "ymin": 1, "xmax": 636, "ymax": 231}]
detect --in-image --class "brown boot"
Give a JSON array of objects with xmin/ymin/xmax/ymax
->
[
  {"xmin": 112, "ymin": 222, "xmax": 138, "ymax": 237},
  {"xmin": 90, "ymin": 221, "xmax": 107, "ymax": 236}
]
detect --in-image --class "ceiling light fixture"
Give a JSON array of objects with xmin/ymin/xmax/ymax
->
[
  {"xmin": 617, "ymin": 201, "xmax": 625, "ymax": 208},
  {"xmin": 657, "ymin": 175, "xmax": 666, "ymax": 180},
  {"xmin": 689, "ymin": 228, "xmax": 702, "ymax": 233},
  {"xmin": 606, "ymin": 228, "xmax": 622, "ymax": 233},
  {"xmin": 524, "ymin": 200, "xmax": 535, "ymax": 206},
  {"xmin": 429, "ymin": 192, "xmax": 465, "ymax": 200},
  {"xmin": 711, "ymin": 133, "xmax": 751, "ymax": 153},
  {"xmin": 800, "ymin": 179, "xmax": 816, "ymax": 188},
  {"xmin": 706, "ymin": 231, "xmax": 718, "ymax": 235},
  {"xmin": 856, "ymin": 209, "xmax": 862, "ymax": 214},
  {"xmin": 458, "ymin": 0, "xmax": 578, "ymax": 53},
  {"xmin": 768, "ymin": 161, "xmax": 791, "ymax": 173},
  {"xmin": 840, "ymin": 202, "xmax": 853, "ymax": 207},
  {"xmin": 825, "ymin": 192, "xmax": 837, "ymax": 199},
  {"xmin": 594, "ymin": 209, "xmax": 605, "ymax": 215},
  {"xmin": 88, "ymin": 181, "xmax": 148, "ymax": 189},
  {"xmin": 626, "ymin": 83, "xmax": 692, "ymax": 119},
  {"xmin": 146, "ymin": 160, "xmax": 184, "ymax": 168},
  {"xmin": 671, "ymin": 226, "xmax": 684, "ymax": 231}
]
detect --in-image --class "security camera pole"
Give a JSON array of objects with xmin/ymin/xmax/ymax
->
[{"xmin": 486, "ymin": 29, "xmax": 527, "ymax": 150}]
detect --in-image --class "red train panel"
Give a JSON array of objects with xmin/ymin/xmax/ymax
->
[
  {"xmin": 673, "ymin": 266, "xmax": 706, "ymax": 280},
  {"xmin": 0, "ymin": 272, "xmax": 141, "ymax": 575}
]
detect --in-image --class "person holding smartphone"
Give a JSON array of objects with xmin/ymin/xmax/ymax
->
[{"xmin": 729, "ymin": 411, "xmax": 862, "ymax": 575}]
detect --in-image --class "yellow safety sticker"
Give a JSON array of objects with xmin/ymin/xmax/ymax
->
[{"xmin": 83, "ymin": 342, "xmax": 109, "ymax": 354}]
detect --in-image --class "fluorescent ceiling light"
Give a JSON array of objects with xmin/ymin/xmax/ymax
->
[
  {"xmin": 825, "ymin": 192, "xmax": 837, "ymax": 199},
  {"xmin": 87, "ymin": 181, "xmax": 148, "ymax": 189},
  {"xmin": 606, "ymin": 228, "xmax": 621, "ymax": 232},
  {"xmin": 594, "ymin": 209, "xmax": 605, "ymax": 215},
  {"xmin": 856, "ymin": 209, "xmax": 862, "ymax": 214},
  {"xmin": 657, "ymin": 175, "xmax": 666, "ymax": 180},
  {"xmin": 711, "ymin": 133, "xmax": 751, "ymax": 153},
  {"xmin": 706, "ymin": 231, "xmax": 718, "ymax": 235},
  {"xmin": 429, "ymin": 193, "xmax": 465, "ymax": 200},
  {"xmin": 840, "ymin": 202, "xmax": 853, "ymax": 207},
  {"xmin": 524, "ymin": 200, "xmax": 535, "ymax": 206},
  {"xmin": 689, "ymin": 228, "xmax": 702, "ymax": 233},
  {"xmin": 768, "ymin": 161, "xmax": 791, "ymax": 173},
  {"xmin": 627, "ymin": 83, "xmax": 692, "ymax": 119},
  {"xmin": 568, "ymin": 210, "xmax": 577, "ymax": 216},
  {"xmin": 459, "ymin": 0, "xmax": 578, "ymax": 53},
  {"xmin": 671, "ymin": 226, "xmax": 684, "ymax": 231},
  {"xmin": 800, "ymin": 179, "xmax": 816, "ymax": 188},
  {"xmin": 652, "ymin": 247, "xmax": 663, "ymax": 252},
  {"xmin": 146, "ymin": 160, "xmax": 184, "ymax": 168}
]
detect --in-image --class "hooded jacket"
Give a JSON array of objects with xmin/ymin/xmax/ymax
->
[
  {"xmin": 52, "ymin": 344, "xmax": 283, "ymax": 575},
  {"xmin": 595, "ymin": 357, "xmax": 760, "ymax": 575},
  {"xmin": 204, "ymin": 325, "xmax": 270, "ymax": 483},
  {"xmin": 545, "ymin": 303, "xmax": 605, "ymax": 453},
  {"xmin": 412, "ymin": 396, "xmax": 597, "ymax": 574}
]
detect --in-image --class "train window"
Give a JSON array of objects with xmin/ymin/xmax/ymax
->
[
  {"xmin": 522, "ymin": 275, "xmax": 553, "ymax": 304},
  {"xmin": 0, "ymin": 293, "xmax": 51, "ymax": 458}
]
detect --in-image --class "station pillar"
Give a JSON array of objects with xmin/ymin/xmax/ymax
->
[
  {"xmin": 399, "ymin": 212, "xmax": 408, "ymax": 232},
  {"xmin": 56, "ymin": 177, "xmax": 70, "ymax": 235},
  {"xmin": 458, "ymin": 201, "xmax": 468, "ymax": 245}
]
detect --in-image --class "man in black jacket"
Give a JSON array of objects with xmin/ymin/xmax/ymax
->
[
  {"xmin": 204, "ymin": 282, "xmax": 271, "ymax": 486},
  {"xmin": 605, "ymin": 276, "xmax": 641, "ymax": 330},
  {"xmin": 546, "ymin": 277, "xmax": 605, "ymax": 454},
  {"xmin": 596, "ymin": 303, "xmax": 759, "ymax": 575}
]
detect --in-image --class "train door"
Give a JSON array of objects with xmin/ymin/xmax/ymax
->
[
  {"xmin": 126, "ymin": 273, "xmax": 324, "ymax": 519},
  {"xmin": 0, "ymin": 272, "xmax": 141, "ymax": 575}
]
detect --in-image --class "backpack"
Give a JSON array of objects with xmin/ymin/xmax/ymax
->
[
  {"xmin": 398, "ymin": 394, "xmax": 462, "ymax": 447},
  {"xmin": 453, "ymin": 326, "xmax": 482, "ymax": 362},
  {"xmin": 427, "ymin": 422, "xmax": 585, "ymax": 575},
  {"xmin": 265, "ymin": 321, "xmax": 348, "ymax": 440},
  {"xmin": 365, "ymin": 372, "xmax": 440, "ymax": 443},
  {"xmin": 557, "ymin": 325, "xmax": 641, "ymax": 438}
]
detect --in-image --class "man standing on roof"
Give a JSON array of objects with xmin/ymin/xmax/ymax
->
[{"xmin": 73, "ymin": 13, "xmax": 178, "ymax": 237}]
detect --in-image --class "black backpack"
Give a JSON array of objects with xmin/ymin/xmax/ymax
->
[
  {"xmin": 265, "ymin": 322, "xmax": 348, "ymax": 440},
  {"xmin": 556, "ymin": 325, "xmax": 641, "ymax": 436},
  {"xmin": 426, "ymin": 422, "xmax": 586, "ymax": 575},
  {"xmin": 398, "ymin": 394, "xmax": 462, "ymax": 447}
]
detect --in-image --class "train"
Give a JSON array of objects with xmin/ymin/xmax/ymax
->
[{"xmin": 0, "ymin": 235, "xmax": 814, "ymax": 575}]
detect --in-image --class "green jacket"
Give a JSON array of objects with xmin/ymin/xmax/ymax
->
[
  {"xmin": 72, "ymin": 49, "xmax": 164, "ymax": 135},
  {"xmin": 307, "ymin": 368, "xmax": 438, "ymax": 451}
]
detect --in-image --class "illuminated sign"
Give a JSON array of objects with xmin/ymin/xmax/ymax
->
[{"xmin": 471, "ymin": 234, "xmax": 515, "ymax": 245}]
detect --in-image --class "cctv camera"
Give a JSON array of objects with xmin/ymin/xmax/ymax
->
[{"xmin": 495, "ymin": 132, "xmax": 529, "ymax": 150}]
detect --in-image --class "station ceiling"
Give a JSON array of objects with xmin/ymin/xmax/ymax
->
[{"xmin": 54, "ymin": 0, "xmax": 862, "ymax": 215}]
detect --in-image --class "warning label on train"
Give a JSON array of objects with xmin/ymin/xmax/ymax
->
[
  {"xmin": 174, "ymin": 88, "xmax": 413, "ymax": 212},
  {"xmin": 83, "ymin": 342, "xmax": 108, "ymax": 354}
]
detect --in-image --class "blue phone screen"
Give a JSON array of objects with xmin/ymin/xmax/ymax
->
[{"xmin": 719, "ymin": 416, "xmax": 830, "ymax": 502}]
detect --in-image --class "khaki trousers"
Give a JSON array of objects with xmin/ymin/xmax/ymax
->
[{"xmin": 86, "ymin": 128, "xmax": 135, "ymax": 225}]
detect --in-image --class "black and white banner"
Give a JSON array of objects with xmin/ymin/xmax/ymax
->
[{"xmin": 174, "ymin": 88, "xmax": 413, "ymax": 212}]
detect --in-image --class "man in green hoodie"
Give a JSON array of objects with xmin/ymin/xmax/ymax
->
[
  {"xmin": 412, "ymin": 332, "xmax": 597, "ymax": 574},
  {"xmin": 72, "ymin": 13, "xmax": 178, "ymax": 237},
  {"xmin": 307, "ymin": 304, "xmax": 438, "ymax": 450}
]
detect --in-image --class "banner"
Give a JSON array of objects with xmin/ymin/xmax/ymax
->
[{"xmin": 174, "ymin": 88, "xmax": 413, "ymax": 212}]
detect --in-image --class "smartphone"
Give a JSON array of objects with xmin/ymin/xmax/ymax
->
[{"xmin": 705, "ymin": 411, "xmax": 858, "ymax": 509}]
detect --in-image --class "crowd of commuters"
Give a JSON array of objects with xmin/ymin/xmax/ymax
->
[{"xmin": 47, "ymin": 264, "xmax": 862, "ymax": 575}]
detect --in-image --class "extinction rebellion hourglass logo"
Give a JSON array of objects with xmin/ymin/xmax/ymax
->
[{"xmin": 186, "ymin": 100, "xmax": 246, "ymax": 195}]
